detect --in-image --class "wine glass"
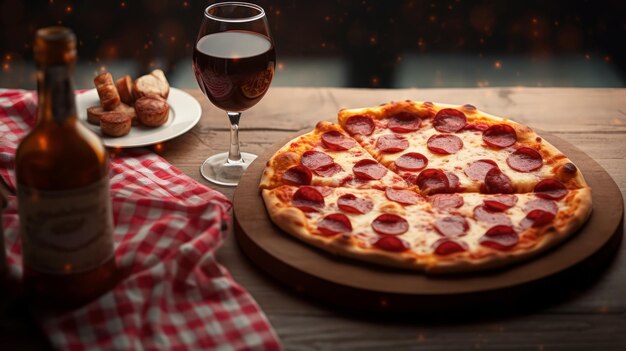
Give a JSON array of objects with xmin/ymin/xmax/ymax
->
[{"xmin": 193, "ymin": 2, "xmax": 275, "ymax": 186}]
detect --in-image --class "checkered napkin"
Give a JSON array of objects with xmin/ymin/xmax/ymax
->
[{"xmin": 0, "ymin": 89, "xmax": 281, "ymax": 350}]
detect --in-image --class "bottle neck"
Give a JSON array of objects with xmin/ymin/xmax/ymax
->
[{"xmin": 36, "ymin": 64, "xmax": 77, "ymax": 126}]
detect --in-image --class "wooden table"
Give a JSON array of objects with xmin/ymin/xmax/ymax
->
[
  {"xmin": 3, "ymin": 87, "xmax": 626, "ymax": 349},
  {"xmin": 166, "ymin": 87, "xmax": 626, "ymax": 350}
]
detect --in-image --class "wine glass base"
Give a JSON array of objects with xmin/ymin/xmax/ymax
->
[{"xmin": 200, "ymin": 152, "xmax": 258, "ymax": 187}]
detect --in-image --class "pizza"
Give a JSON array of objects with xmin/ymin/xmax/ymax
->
[{"xmin": 259, "ymin": 101, "xmax": 592, "ymax": 273}]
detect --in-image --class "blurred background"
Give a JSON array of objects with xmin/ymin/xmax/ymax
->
[{"xmin": 0, "ymin": 0, "xmax": 624, "ymax": 90}]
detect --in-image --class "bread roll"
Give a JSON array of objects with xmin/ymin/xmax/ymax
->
[
  {"xmin": 114, "ymin": 102, "xmax": 138, "ymax": 126},
  {"xmin": 86, "ymin": 103, "xmax": 137, "ymax": 126},
  {"xmin": 116, "ymin": 75, "xmax": 135, "ymax": 105},
  {"xmin": 100, "ymin": 112, "xmax": 131, "ymax": 137},
  {"xmin": 87, "ymin": 106, "xmax": 106, "ymax": 125},
  {"xmin": 133, "ymin": 69, "xmax": 170, "ymax": 99},
  {"xmin": 135, "ymin": 95, "xmax": 169, "ymax": 127},
  {"xmin": 94, "ymin": 72, "xmax": 120, "ymax": 110}
]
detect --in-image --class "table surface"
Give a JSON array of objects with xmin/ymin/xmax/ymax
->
[{"xmin": 2, "ymin": 87, "xmax": 626, "ymax": 350}]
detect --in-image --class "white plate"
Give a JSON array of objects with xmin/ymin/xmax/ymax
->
[{"xmin": 76, "ymin": 88, "xmax": 202, "ymax": 148}]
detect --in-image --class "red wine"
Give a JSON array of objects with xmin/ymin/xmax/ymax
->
[{"xmin": 193, "ymin": 31, "xmax": 275, "ymax": 112}]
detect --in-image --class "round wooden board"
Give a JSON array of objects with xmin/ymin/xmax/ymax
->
[{"xmin": 233, "ymin": 131, "xmax": 623, "ymax": 313}]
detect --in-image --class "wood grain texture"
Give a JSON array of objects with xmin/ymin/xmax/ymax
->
[{"xmin": 2, "ymin": 87, "xmax": 626, "ymax": 350}]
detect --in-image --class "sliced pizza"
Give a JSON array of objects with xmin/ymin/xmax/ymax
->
[
  {"xmin": 260, "ymin": 121, "xmax": 407, "ymax": 190},
  {"xmin": 262, "ymin": 185, "xmax": 592, "ymax": 272},
  {"xmin": 337, "ymin": 101, "xmax": 588, "ymax": 194}
]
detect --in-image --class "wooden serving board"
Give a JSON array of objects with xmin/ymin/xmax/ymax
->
[{"xmin": 233, "ymin": 131, "xmax": 623, "ymax": 313}]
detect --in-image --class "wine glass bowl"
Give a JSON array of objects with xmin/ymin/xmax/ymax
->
[{"xmin": 193, "ymin": 2, "xmax": 275, "ymax": 186}]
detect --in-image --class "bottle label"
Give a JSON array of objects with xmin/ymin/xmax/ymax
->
[{"xmin": 18, "ymin": 177, "xmax": 115, "ymax": 274}]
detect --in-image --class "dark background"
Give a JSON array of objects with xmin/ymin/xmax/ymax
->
[{"xmin": 1, "ymin": 0, "xmax": 624, "ymax": 89}]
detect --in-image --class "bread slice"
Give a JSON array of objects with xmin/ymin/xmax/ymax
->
[{"xmin": 133, "ymin": 69, "xmax": 170, "ymax": 100}]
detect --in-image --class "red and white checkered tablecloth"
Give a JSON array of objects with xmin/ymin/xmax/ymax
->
[{"xmin": 0, "ymin": 89, "xmax": 282, "ymax": 350}]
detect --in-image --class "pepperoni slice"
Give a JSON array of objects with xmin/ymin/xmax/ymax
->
[
  {"xmin": 484, "ymin": 194, "xmax": 518, "ymax": 212},
  {"xmin": 313, "ymin": 163, "xmax": 343, "ymax": 177},
  {"xmin": 427, "ymin": 134, "xmax": 463, "ymax": 155},
  {"xmin": 430, "ymin": 194, "xmax": 464, "ymax": 209},
  {"xmin": 353, "ymin": 159, "xmax": 387, "ymax": 180},
  {"xmin": 321, "ymin": 131, "xmax": 356, "ymax": 151},
  {"xmin": 483, "ymin": 124, "xmax": 517, "ymax": 148},
  {"xmin": 446, "ymin": 172, "xmax": 461, "ymax": 192},
  {"xmin": 481, "ymin": 167, "xmax": 515, "ymax": 194},
  {"xmin": 395, "ymin": 152, "xmax": 428, "ymax": 172},
  {"xmin": 314, "ymin": 186, "xmax": 334, "ymax": 197},
  {"xmin": 507, "ymin": 147, "xmax": 543, "ymax": 172},
  {"xmin": 376, "ymin": 134, "xmax": 409, "ymax": 153},
  {"xmin": 282, "ymin": 165, "xmax": 312, "ymax": 185},
  {"xmin": 473, "ymin": 205, "xmax": 513, "ymax": 226},
  {"xmin": 374, "ymin": 236, "xmax": 408, "ymax": 252},
  {"xmin": 388, "ymin": 112, "xmax": 421, "ymax": 133},
  {"xmin": 526, "ymin": 209, "xmax": 556, "ymax": 227},
  {"xmin": 534, "ymin": 179, "xmax": 568, "ymax": 200},
  {"xmin": 434, "ymin": 216, "xmax": 469, "ymax": 238},
  {"xmin": 464, "ymin": 159, "xmax": 498, "ymax": 181},
  {"xmin": 337, "ymin": 194, "xmax": 373, "ymax": 214},
  {"xmin": 480, "ymin": 225, "xmax": 519, "ymax": 250},
  {"xmin": 317, "ymin": 213, "xmax": 352, "ymax": 236},
  {"xmin": 372, "ymin": 214, "xmax": 409, "ymax": 235},
  {"xmin": 385, "ymin": 188, "xmax": 420, "ymax": 205},
  {"xmin": 433, "ymin": 239, "xmax": 467, "ymax": 256},
  {"xmin": 524, "ymin": 198, "xmax": 558, "ymax": 215},
  {"xmin": 416, "ymin": 169, "xmax": 450, "ymax": 195},
  {"xmin": 464, "ymin": 123, "xmax": 489, "ymax": 131},
  {"xmin": 345, "ymin": 115, "xmax": 375, "ymax": 136},
  {"xmin": 301, "ymin": 151, "xmax": 333, "ymax": 170},
  {"xmin": 433, "ymin": 108, "xmax": 467, "ymax": 133},
  {"xmin": 292, "ymin": 187, "xmax": 325, "ymax": 212}
]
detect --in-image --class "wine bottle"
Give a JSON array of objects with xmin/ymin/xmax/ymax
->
[{"xmin": 15, "ymin": 27, "xmax": 117, "ymax": 308}]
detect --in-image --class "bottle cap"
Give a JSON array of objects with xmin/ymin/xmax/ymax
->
[{"xmin": 34, "ymin": 26, "xmax": 77, "ymax": 66}]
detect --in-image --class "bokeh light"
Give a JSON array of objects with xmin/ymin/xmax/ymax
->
[{"xmin": 0, "ymin": 0, "xmax": 623, "ymax": 89}]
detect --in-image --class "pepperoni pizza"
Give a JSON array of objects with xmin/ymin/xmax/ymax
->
[{"xmin": 260, "ymin": 101, "xmax": 592, "ymax": 273}]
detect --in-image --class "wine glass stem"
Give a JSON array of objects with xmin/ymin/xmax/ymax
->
[{"xmin": 227, "ymin": 111, "xmax": 242, "ymax": 163}]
